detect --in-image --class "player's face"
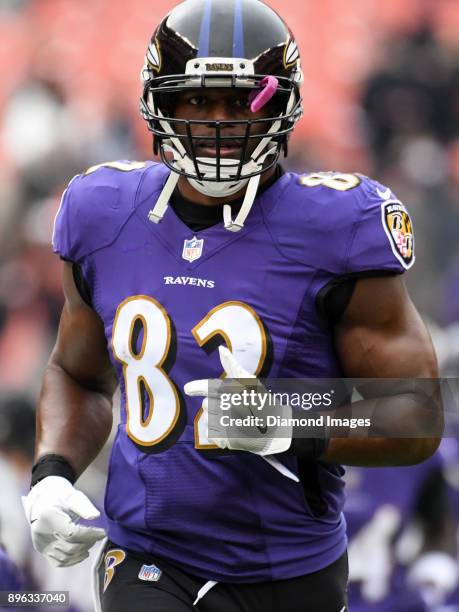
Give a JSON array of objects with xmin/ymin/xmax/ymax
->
[{"xmin": 170, "ymin": 88, "xmax": 272, "ymax": 161}]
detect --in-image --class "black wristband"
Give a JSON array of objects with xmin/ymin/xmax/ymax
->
[{"xmin": 31, "ymin": 454, "xmax": 76, "ymax": 488}]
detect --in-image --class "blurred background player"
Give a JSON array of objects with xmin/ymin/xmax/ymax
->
[{"xmin": 344, "ymin": 447, "xmax": 459, "ymax": 612}]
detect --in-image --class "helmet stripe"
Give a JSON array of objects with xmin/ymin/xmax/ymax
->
[
  {"xmin": 197, "ymin": 0, "xmax": 212, "ymax": 57},
  {"xmin": 233, "ymin": 0, "xmax": 245, "ymax": 58}
]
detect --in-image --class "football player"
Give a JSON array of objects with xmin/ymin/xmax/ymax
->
[
  {"xmin": 22, "ymin": 1, "xmax": 441, "ymax": 611},
  {"xmin": 345, "ymin": 449, "xmax": 458, "ymax": 611}
]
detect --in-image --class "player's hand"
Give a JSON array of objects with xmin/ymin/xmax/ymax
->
[
  {"xmin": 22, "ymin": 476, "xmax": 106, "ymax": 567},
  {"xmin": 407, "ymin": 552, "xmax": 459, "ymax": 608},
  {"xmin": 184, "ymin": 346, "xmax": 292, "ymax": 456}
]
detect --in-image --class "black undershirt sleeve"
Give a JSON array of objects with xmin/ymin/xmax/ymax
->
[
  {"xmin": 317, "ymin": 271, "xmax": 401, "ymax": 326},
  {"xmin": 325, "ymin": 278, "xmax": 356, "ymax": 325},
  {"xmin": 317, "ymin": 277, "xmax": 357, "ymax": 326},
  {"xmin": 72, "ymin": 262, "xmax": 93, "ymax": 307}
]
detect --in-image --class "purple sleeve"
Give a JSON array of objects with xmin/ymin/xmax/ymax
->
[
  {"xmin": 51, "ymin": 165, "xmax": 139, "ymax": 262},
  {"xmin": 345, "ymin": 177, "xmax": 415, "ymax": 275}
]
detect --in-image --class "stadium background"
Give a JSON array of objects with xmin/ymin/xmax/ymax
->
[{"xmin": 1, "ymin": 0, "xmax": 459, "ymax": 610}]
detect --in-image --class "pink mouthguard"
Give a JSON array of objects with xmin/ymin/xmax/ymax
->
[{"xmin": 249, "ymin": 76, "xmax": 279, "ymax": 113}]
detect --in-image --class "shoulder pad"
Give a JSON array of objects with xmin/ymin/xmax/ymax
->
[
  {"xmin": 296, "ymin": 172, "xmax": 415, "ymax": 273},
  {"xmin": 265, "ymin": 171, "xmax": 364, "ymax": 271},
  {"xmin": 52, "ymin": 160, "xmax": 153, "ymax": 261},
  {"xmin": 266, "ymin": 171, "xmax": 414, "ymax": 274}
]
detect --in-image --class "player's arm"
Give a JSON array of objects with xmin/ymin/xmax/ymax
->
[
  {"xmin": 323, "ymin": 274, "xmax": 441, "ymax": 466},
  {"xmin": 184, "ymin": 276, "xmax": 441, "ymax": 468},
  {"xmin": 22, "ymin": 262, "xmax": 117, "ymax": 567},
  {"xmin": 35, "ymin": 261, "xmax": 116, "ymax": 477}
]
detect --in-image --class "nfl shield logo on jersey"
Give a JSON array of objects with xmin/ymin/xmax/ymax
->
[
  {"xmin": 138, "ymin": 563, "xmax": 162, "ymax": 582},
  {"xmin": 182, "ymin": 237, "xmax": 204, "ymax": 262}
]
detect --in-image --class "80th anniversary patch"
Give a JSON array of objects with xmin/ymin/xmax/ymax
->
[{"xmin": 381, "ymin": 201, "xmax": 415, "ymax": 269}]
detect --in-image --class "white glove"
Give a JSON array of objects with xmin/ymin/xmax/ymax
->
[
  {"xmin": 185, "ymin": 346, "xmax": 292, "ymax": 456},
  {"xmin": 22, "ymin": 476, "xmax": 106, "ymax": 567},
  {"xmin": 185, "ymin": 346, "xmax": 299, "ymax": 483},
  {"xmin": 407, "ymin": 552, "xmax": 459, "ymax": 608}
]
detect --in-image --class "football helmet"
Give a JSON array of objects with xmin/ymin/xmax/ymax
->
[{"xmin": 140, "ymin": 0, "xmax": 303, "ymax": 231}]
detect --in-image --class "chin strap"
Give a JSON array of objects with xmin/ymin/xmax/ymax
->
[
  {"xmin": 223, "ymin": 173, "xmax": 261, "ymax": 232},
  {"xmin": 148, "ymin": 144, "xmax": 277, "ymax": 229},
  {"xmin": 148, "ymin": 170, "xmax": 180, "ymax": 223},
  {"xmin": 223, "ymin": 143, "xmax": 278, "ymax": 232}
]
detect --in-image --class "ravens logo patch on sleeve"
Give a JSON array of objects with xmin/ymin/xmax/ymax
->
[{"xmin": 381, "ymin": 201, "xmax": 415, "ymax": 269}]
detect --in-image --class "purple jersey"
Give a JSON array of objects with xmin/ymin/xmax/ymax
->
[{"xmin": 52, "ymin": 162, "xmax": 411, "ymax": 582}]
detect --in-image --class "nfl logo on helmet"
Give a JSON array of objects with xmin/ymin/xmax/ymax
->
[
  {"xmin": 182, "ymin": 237, "xmax": 204, "ymax": 262},
  {"xmin": 138, "ymin": 563, "xmax": 162, "ymax": 582}
]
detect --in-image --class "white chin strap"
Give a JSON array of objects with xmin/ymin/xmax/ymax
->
[
  {"xmin": 148, "ymin": 95, "xmax": 291, "ymax": 231},
  {"xmin": 147, "ymin": 169, "xmax": 180, "ymax": 224},
  {"xmin": 147, "ymin": 166, "xmax": 262, "ymax": 232},
  {"xmin": 223, "ymin": 172, "xmax": 261, "ymax": 232}
]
